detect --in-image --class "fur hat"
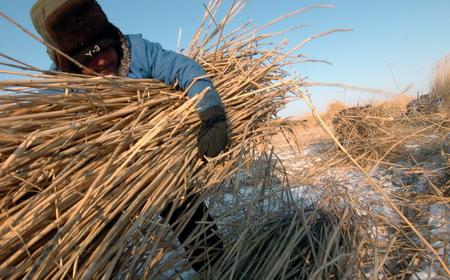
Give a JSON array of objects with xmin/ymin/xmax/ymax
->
[{"xmin": 31, "ymin": 0, "xmax": 122, "ymax": 73}]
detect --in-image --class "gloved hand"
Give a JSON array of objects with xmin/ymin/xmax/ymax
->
[{"xmin": 197, "ymin": 106, "xmax": 228, "ymax": 158}]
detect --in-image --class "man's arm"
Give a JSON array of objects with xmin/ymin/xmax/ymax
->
[
  {"xmin": 142, "ymin": 40, "xmax": 228, "ymax": 157},
  {"xmin": 143, "ymin": 40, "xmax": 222, "ymax": 112}
]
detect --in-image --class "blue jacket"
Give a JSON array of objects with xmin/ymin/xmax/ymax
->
[
  {"xmin": 48, "ymin": 34, "xmax": 222, "ymax": 112},
  {"xmin": 125, "ymin": 34, "xmax": 222, "ymax": 112}
]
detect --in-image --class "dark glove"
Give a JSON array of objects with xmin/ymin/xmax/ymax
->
[{"xmin": 198, "ymin": 106, "xmax": 228, "ymax": 158}]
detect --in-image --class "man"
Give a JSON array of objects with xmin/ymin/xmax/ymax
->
[{"xmin": 30, "ymin": 0, "xmax": 227, "ymax": 272}]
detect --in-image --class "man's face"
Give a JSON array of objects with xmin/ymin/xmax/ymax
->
[{"xmin": 80, "ymin": 46, "xmax": 119, "ymax": 75}]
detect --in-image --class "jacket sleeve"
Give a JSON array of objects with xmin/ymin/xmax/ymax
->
[{"xmin": 142, "ymin": 40, "xmax": 222, "ymax": 112}]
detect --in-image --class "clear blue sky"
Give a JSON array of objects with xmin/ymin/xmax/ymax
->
[{"xmin": 1, "ymin": 1, "xmax": 449, "ymax": 116}]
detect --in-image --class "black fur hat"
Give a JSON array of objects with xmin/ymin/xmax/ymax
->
[{"xmin": 31, "ymin": 0, "xmax": 122, "ymax": 73}]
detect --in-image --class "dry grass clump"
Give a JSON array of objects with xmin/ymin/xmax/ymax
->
[
  {"xmin": 331, "ymin": 103, "xmax": 404, "ymax": 165},
  {"xmin": 331, "ymin": 90, "xmax": 449, "ymax": 167}
]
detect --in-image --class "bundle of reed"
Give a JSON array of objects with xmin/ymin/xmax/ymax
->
[
  {"xmin": 0, "ymin": 1, "xmax": 321, "ymax": 278},
  {"xmin": 208, "ymin": 206, "xmax": 367, "ymax": 280},
  {"xmin": 331, "ymin": 103, "xmax": 404, "ymax": 165}
]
